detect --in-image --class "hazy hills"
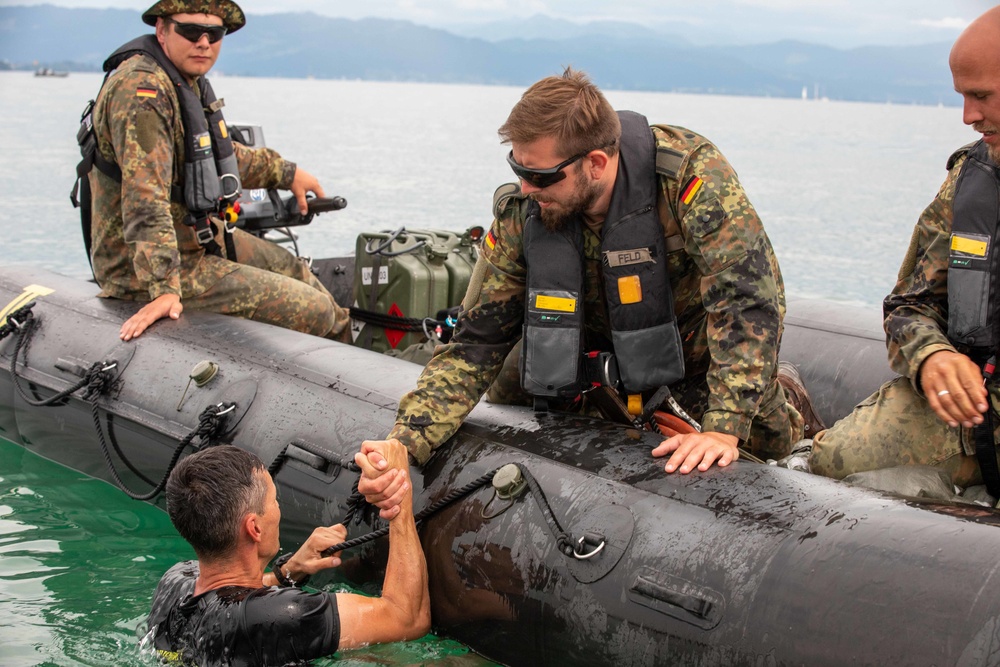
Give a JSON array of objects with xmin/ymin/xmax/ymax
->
[{"xmin": 0, "ymin": 4, "xmax": 956, "ymax": 105}]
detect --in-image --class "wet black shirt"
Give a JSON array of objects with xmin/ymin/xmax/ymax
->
[{"xmin": 146, "ymin": 561, "xmax": 340, "ymax": 666}]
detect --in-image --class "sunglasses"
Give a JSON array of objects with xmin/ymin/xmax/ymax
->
[
  {"xmin": 506, "ymin": 149, "xmax": 590, "ymax": 189},
  {"xmin": 165, "ymin": 17, "xmax": 227, "ymax": 44}
]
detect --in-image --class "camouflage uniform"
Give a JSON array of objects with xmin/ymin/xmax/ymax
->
[
  {"xmin": 89, "ymin": 50, "xmax": 350, "ymax": 339},
  {"xmin": 390, "ymin": 124, "xmax": 803, "ymax": 464},
  {"xmin": 810, "ymin": 149, "xmax": 999, "ymax": 486}
]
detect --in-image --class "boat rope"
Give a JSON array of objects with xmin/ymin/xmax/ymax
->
[
  {"xmin": 312, "ymin": 463, "xmax": 578, "ymax": 559},
  {"xmin": 266, "ymin": 439, "xmax": 372, "ymax": 526},
  {"xmin": 104, "ymin": 411, "xmax": 157, "ymax": 486},
  {"xmin": 0, "ymin": 301, "xmax": 37, "ymax": 340},
  {"xmin": 7, "ymin": 309, "xmax": 109, "ymax": 408},
  {"xmin": 90, "ymin": 401, "xmax": 235, "ymax": 501},
  {"xmin": 318, "ymin": 467, "xmax": 497, "ymax": 557},
  {"xmin": 348, "ymin": 306, "xmax": 431, "ymax": 333},
  {"xmin": 3, "ymin": 302, "xmax": 236, "ymax": 499}
]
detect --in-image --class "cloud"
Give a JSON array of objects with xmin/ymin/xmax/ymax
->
[{"xmin": 914, "ymin": 17, "xmax": 970, "ymax": 30}]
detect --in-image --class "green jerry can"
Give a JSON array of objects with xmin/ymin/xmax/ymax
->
[
  {"xmin": 407, "ymin": 227, "xmax": 482, "ymax": 307},
  {"xmin": 352, "ymin": 229, "xmax": 451, "ymax": 353}
]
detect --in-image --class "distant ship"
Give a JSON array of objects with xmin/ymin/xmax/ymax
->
[{"xmin": 34, "ymin": 68, "xmax": 68, "ymax": 78}]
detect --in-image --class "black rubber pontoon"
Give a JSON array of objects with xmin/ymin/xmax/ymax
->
[{"xmin": 1, "ymin": 266, "xmax": 997, "ymax": 667}]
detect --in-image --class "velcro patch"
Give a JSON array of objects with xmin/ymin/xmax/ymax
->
[
  {"xmin": 618, "ymin": 275, "xmax": 642, "ymax": 304},
  {"xmin": 136, "ymin": 87, "xmax": 157, "ymax": 98},
  {"xmin": 485, "ymin": 230, "xmax": 497, "ymax": 250},
  {"xmin": 535, "ymin": 294, "xmax": 577, "ymax": 313},
  {"xmin": 951, "ymin": 233, "xmax": 989, "ymax": 258},
  {"xmin": 604, "ymin": 247, "xmax": 654, "ymax": 267}
]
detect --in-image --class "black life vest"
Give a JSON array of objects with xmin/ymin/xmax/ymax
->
[
  {"xmin": 72, "ymin": 34, "xmax": 241, "ymax": 264},
  {"xmin": 521, "ymin": 110, "xmax": 685, "ymax": 397},
  {"xmin": 947, "ymin": 140, "xmax": 1000, "ymax": 356}
]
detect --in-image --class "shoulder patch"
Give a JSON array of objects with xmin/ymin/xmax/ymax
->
[
  {"xmin": 128, "ymin": 54, "xmax": 159, "ymax": 75},
  {"xmin": 947, "ymin": 141, "xmax": 977, "ymax": 170},
  {"xmin": 680, "ymin": 176, "xmax": 704, "ymax": 204},
  {"xmin": 492, "ymin": 182, "xmax": 526, "ymax": 219},
  {"xmin": 655, "ymin": 147, "xmax": 685, "ymax": 178},
  {"xmin": 651, "ymin": 124, "xmax": 707, "ymax": 183}
]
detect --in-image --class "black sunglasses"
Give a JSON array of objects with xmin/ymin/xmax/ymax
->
[
  {"xmin": 506, "ymin": 149, "xmax": 590, "ymax": 189},
  {"xmin": 165, "ymin": 17, "xmax": 227, "ymax": 44}
]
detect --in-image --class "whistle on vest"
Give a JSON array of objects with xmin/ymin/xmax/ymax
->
[{"xmin": 223, "ymin": 201, "xmax": 241, "ymax": 225}]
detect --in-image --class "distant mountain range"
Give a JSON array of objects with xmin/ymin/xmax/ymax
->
[{"xmin": 0, "ymin": 4, "xmax": 957, "ymax": 105}]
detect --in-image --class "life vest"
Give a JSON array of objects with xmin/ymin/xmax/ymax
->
[
  {"xmin": 521, "ymin": 110, "xmax": 685, "ymax": 397},
  {"xmin": 72, "ymin": 34, "xmax": 241, "ymax": 262},
  {"xmin": 946, "ymin": 140, "xmax": 1000, "ymax": 499},
  {"xmin": 947, "ymin": 140, "xmax": 1000, "ymax": 356}
]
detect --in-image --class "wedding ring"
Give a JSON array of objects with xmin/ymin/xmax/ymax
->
[{"xmin": 937, "ymin": 389, "xmax": 950, "ymax": 396}]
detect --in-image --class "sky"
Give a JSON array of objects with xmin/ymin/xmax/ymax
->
[{"xmin": 0, "ymin": 0, "xmax": 994, "ymax": 48}]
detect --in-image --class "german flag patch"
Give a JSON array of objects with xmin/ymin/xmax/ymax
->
[
  {"xmin": 136, "ymin": 87, "xmax": 158, "ymax": 99},
  {"xmin": 485, "ymin": 230, "xmax": 497, "ymax": 251},
  {"xmin": 680, "ymin": 176, "xmax": 703, "ymax": 205}
]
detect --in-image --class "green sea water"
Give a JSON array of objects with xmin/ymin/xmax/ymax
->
[{"xmin": 0, "ymin": 438, "xmax": 494, "ymax": 666}]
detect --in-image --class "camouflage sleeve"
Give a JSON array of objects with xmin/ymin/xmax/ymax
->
[
  {"xmin": 883, "ymin": 158, "xmax": 964, "ymax": 390},
  {"xmin": 234, "ymin": 142, "xmax": 296, "ymax": 190},
  {"xmin": 389, "ymin": 207, "xmax": 527, "ymax": 464},
  {"xmin": 673, "ymin": 142, "xmax": 784, "ymax": 441},
  {"xmin": 105, "ymin": 66, "xmax": 182, "ymax": 300}
]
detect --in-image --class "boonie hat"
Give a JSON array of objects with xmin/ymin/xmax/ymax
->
[{"xmin": 142, "ymin": 0, "xmax": 246, "ymax": 34}]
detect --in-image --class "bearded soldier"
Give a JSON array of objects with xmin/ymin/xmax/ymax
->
[{"xmin": 361, "ymin": 67, "xmax": 807, "ymax": 508}]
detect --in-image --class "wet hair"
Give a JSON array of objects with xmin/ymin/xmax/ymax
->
[
  {"xmin": 498, "ymin": 67, "xmax": 620, "ymax": 158},
  {"xmin": 165, "ymin": 445, "xmax": 268, "ymax": 560}
]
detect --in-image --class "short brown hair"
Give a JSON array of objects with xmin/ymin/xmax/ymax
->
[
  {"xmin": 166, "ymin": 445, "xmax": 268, "ymax": 560},
  {"xmin": 498, "ymin": 67, "xmax": 620, "ymax": 158}
]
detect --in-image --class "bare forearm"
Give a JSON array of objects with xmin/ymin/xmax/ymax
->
[{"xmin": 382, "ymin": 505, "xmax": 430, "ymax": 637}]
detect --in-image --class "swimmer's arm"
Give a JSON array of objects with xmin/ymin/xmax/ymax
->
[
  {"xmin": 337, "ymin": 440, "xmax": 430, "ymax": 649},
  {"xmin": 263, "ymin": 524, "xmax": 346, "ymax": 587}
]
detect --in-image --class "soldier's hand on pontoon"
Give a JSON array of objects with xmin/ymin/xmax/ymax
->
[
  {"xmin": 355, "ymin": 439, "xmax": 411, "ymax": 520},
  {"xmin": 652, "ymin": 431, "xmax": 740, "ymax": 474},
  {"xmin": 120, "ymin": 293, "xmax": 182, "ymax": 341},
  {"xmin": 919, "ymin": 350, "xmax": 989, "ymax": 429}
]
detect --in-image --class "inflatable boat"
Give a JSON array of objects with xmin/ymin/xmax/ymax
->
[
  {"xmin": 3, "ymin": 258, "xmax": 1000, "ymax": 666},
  {"xmin": 4, "ymin": 122, "xmax": 999, "ymax": 665}
]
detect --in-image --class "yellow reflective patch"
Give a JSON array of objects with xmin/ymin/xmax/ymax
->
[
  {"xmin": 627, "ymin": 394, "xmax": 642, "ymax": 416},
  {"xmin": 952, "ymin": 235, "xmax": 988, "ymax": 257},
  {"xmin": 219, "ymin": 120, "xmax": 228, "ymax": 139},
  {"xmin": 535, "ymin": 294, "xmax": 576, "ymax": 313},
  {"xmin": 1, "ymin": 284, "xmax": 55, "ymax": 326},
  {"xmin": 157, "ymin": 649, "xmax": 182, "ymax": 663},
  {"xmin": 199, "ymin": 135, "xmax": 212, "ymax": 148},
  {"xmin": 618, "ymin": 275, "xmax": 642, "ymax": 304}
]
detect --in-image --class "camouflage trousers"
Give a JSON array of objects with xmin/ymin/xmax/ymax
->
[
  {"xmin": 486, "ymin": 339, "xmax": 803, "ymax": 461},
  {"xmin": 181, "ymin": 229, "xmax": 350, "ymax": 340},
  {"xmin": 809, "ymin": 376, "xmax": 995, "ymax": 487}
]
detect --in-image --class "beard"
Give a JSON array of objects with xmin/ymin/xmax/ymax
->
[
  {"xmin": 973, "ymin": 122, "xmax": 1000, "ymax": 164},
  {"xmin": 533, "ymin": 167, "xmax": 606, "ymax": 231}
]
